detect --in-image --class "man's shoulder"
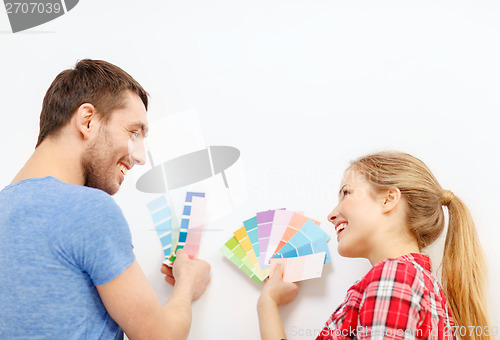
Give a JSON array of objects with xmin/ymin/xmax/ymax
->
[
  {"xmin": 31, "ymin": 178, "xmax": 128, "ymax": 235},
  {"xmin": 54, "ymin": 178, "xmax": 113, "ymax": 204},
  {"xmin": 45, "ymin": 178, "xmax": 120, "ymax": 216},
  {"xmin": 13, "ymin": 176, "xmax": 112, "ymax": 201},
  {"xmin": 3, "ymin": 176, "xmax": 118, "ymax": 216}
]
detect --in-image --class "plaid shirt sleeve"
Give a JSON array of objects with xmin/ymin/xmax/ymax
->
[
  {"xmin": 357, "ymin": 260, "xmax": 423, "ymax": 339},
  {"xmin": 316, "ymin": 260, "xmax": 425, "ymax": 340}
]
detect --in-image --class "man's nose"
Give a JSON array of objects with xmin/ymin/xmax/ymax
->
[{"xmin": 129, "ymin": 138, "xmax": 146, "ymax": 166}]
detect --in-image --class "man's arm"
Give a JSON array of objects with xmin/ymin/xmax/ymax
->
[{"xmin": 96, "ymin": 249, "xmax": 210, "ymax": 340}]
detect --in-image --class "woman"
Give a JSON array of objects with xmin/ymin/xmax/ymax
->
[{"xmin": 258, "ymin": 151, "xmax": 492, "ymax": 339}]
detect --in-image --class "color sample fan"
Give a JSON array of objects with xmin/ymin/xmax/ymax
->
[{"xmin": 220, "ymin": 209, "xmax": 331, "ymax": 283}]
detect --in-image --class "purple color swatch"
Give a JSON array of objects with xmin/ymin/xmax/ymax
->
[{"xmin": 257, "ymin": 209, "xmax": 284, "ymax": 268}]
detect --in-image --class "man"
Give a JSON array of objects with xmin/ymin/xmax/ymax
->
[{"xmin": 0, "ymin": 59, "xmax": 211, "ymax": 339}]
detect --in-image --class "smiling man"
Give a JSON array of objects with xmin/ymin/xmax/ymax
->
[{"xmin": 0, "ymin": 59, "xmax": 210, "ymax": 340}]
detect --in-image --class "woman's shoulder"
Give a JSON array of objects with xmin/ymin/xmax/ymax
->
[{"xmin": 356, "ymin": 253, "xmax": 430, "ymax": 292}]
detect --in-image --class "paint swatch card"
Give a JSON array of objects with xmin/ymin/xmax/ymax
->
[
  {"xmin": 147, "ymin": 196, "xmax": 173, "ymax": 260},
  {"xmin": 270, "ymin": 252, "xmax": 326, "ymax": 282},
  {"xmin": 147, "ymin": 192, "xmax": 207, "ymax": 266},
  {"xmin": 220, "ymin": 237, "xmax": 267, "ymax": 284},
  {"xmin": 234, "ymin": 226, "xmax": 268, "ymax": 279},
  {"xmin": 243, "ymin": 216, "xmax": 260, "ymax": 260},
  {"xmin": 170, "ymin": 192, "xmax": 206, "ymax": 261},
  {"xmin": 272, "ymin": 219, "xmax": 331, "ymax": 263},
  {"xmin": 264, "ymin": 209, "xmax": 301, "ymax": 266},
  {"xmin": 221, "ymin": 209, "xmax": 331, "ymax": 284},
  {"xmin": 273, "ymin": 213, "xmax": 321, "ymax": 256},
  {"xmin": 256, "ymin": 209, "xmax": 285, "ymax": 269},
  {"xmin": 272, "ymin": 237, "xmax": 331, "ymax": 263}
]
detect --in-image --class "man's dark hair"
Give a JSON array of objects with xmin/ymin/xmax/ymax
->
[{"xmin": 36, "ymin": 59, "xmax": 149, "ymax": 147}]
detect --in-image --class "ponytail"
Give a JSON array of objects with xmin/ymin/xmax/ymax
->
[{"xmin": 442, "ymin": 193, "xmax": 491, "ymax": 339}]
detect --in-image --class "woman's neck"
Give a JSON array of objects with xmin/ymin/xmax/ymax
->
[{"xmin": 367, "ymin": 235, "xmax": 420, "ymax": 266}]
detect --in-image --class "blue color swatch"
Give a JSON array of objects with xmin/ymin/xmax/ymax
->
[
  {"xmin": 147, "ymin": 196, "xmax": 173, "ymax": 258},
  {"xmin": 271, "ymin": 220, "xmax": 331, "ymax": 263}
]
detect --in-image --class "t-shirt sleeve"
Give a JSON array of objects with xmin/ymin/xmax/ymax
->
[
  {"xmin": 49, "ymin": 190, "xmax": 136, "ymax": 287},
  {"xmin": 357, "ymin": 260, "xmax": 423, "ymax": 339}
]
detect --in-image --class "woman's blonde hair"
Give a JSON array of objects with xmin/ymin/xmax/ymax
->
[{"xmin": 350, "ymin": 151, "xmax": 491, "ymax": 339}]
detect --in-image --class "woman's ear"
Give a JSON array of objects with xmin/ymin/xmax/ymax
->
[
  {"xmin": 381, "ymin": 187, "xmax": 402, "ymax": 214},
  {"xmin": 72, "ymin": 103, "xmax": 100, "ymax": 140}
]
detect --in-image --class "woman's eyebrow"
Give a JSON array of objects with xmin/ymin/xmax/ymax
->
[{"xmin": 338, "ymin": 184, "xmax": 347, "ymax": 196}]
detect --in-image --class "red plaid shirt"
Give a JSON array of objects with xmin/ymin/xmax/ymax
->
[{"xmin": 316, "ymin": 253, "xmax": 454, "ymax": 339}]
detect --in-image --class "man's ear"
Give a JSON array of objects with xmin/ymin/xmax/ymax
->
[
  {"xmin": 72, "ymin": 103, "xmax": 100, "ymax": 140},
  {"xmin": 381, "ymin": 187, "xmax": 402, "ymax": 214}
]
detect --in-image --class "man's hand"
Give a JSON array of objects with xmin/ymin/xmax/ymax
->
[{"xmin": 161, "ymin": 249, "xmax": 211, "ymax": 301}]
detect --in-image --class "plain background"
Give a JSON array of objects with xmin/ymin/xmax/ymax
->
[{"xmin": 1, "ymin": 1, "xmax": 499, "ymax": 338}]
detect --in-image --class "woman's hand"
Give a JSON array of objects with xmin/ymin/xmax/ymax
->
[
  {"xmin": 257, "ymin": 263, "xmax": 299, "ymax": 340},
  {"xmin": 259, "ymin": 263, "xmax": 299, "ymax": 307}
]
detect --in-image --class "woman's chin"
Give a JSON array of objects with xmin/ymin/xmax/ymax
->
[{"xmin": 337, "ymin": 241, "xmax": 360, "ymax": 259}]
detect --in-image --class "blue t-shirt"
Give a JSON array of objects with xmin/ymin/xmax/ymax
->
[{"xmin": 0, "ymin": 177, "xmax": 135, "ymax": 339}]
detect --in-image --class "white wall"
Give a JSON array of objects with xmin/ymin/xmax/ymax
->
[{"xmin": 1, "ymin": 1, "xmax": 499, "ymax": 338}]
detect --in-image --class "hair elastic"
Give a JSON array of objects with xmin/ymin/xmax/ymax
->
[{"xmin": 441, "ymin": 190, "xmax": 454, "ymax": 206}]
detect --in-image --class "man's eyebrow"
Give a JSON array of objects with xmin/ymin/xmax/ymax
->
[{"xmin": 129, "ymin": 122, "xmax": 149, "ymax": 135}]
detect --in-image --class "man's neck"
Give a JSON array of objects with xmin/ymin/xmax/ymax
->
[{"xmin": 11, "ymin": 138, "xmax": 84, "ymax": 186}]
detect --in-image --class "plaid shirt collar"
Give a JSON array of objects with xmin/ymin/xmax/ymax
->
[{"xmin": 395, "ymin": 252, "xmax": 431, "ymax": 271}]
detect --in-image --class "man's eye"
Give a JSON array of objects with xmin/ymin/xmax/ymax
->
[{"xmin": 131, "ymin": 131, "xmax": 141, "ymax": 138}]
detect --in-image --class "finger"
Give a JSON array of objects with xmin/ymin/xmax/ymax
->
[
  {"xmin": 161, "ymin": 264, "xmax": 172, "ymax": 275},
  {"xmin": 164, "ymin": 275, "xmax": 175, "ymax": 286},
  {"xmin": 160, "ymin": 263, "xmax": 167, "ymax": 274}
]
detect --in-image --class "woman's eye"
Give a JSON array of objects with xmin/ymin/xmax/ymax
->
[{"xmin": 343, "ymin": 189, "xmax": 350, "ymax": 197}]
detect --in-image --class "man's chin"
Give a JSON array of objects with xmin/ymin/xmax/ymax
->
[
  {"xmin": 84, "ymin": 181, "xmax": 120, "ymax": 196},
  {"xmin": 105, "ymin": 183, "xmax": 121, "ymax": 196}
]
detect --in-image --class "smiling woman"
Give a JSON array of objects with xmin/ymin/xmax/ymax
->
[
  {"xmin": 257, "ymin": 151, "xmax": 493, "ymax": 340},
  {"xmin": 345, "ymin": 152, "xmax": 491, "ymax": 337},
  {"xmin": 327, "ymin": 169, "xmax": 417, "ymax": 262}
]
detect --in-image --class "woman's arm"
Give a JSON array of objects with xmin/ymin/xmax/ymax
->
[{"xmin": 257, "ymin": 264, "xmax": 299, "ymax": 340}]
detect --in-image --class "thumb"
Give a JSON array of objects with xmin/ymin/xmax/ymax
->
[
  {"xmin": 175, "ymin": 248, "xmax": 187, "ymax": 257},
  {"xmin": 172, "ymin": 248, "xmax": 187, "ymax": 265},
  {"xmin": 271, "ymin": 262, "xmax": 285, "ymax": 279}
]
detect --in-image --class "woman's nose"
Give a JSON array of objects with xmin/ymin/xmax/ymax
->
[{"xmin": 327, "ymin": 205, "xmax": 339, "ymax": 224}]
